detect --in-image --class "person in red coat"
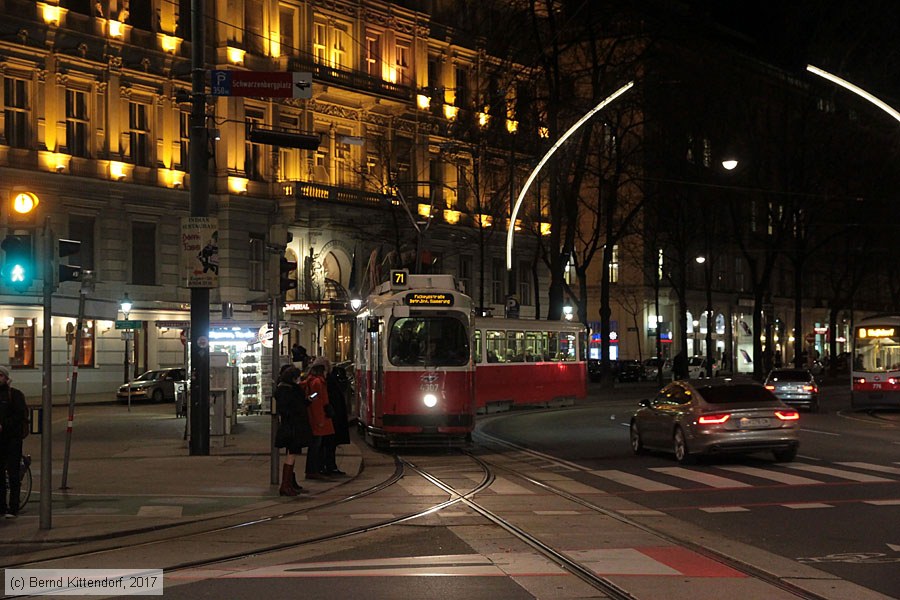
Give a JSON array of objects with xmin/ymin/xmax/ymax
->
[{"xmin": 304, "ymin": 358, "xmax": 335, "ymax": 480}]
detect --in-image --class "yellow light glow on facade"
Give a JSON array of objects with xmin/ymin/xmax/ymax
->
[
  {"xmin": 540, "ymin": 222, "xmax": 551, "ymax": 236},
  {"xmin": 443, "ymin": 104, "xmax": 458, "ymax": 120},
  {"xmin": 39, "ymin": 151, "xmax": 70, "ymax": 172},
  {"xmin": 476, "ymin": 214, "xmax": 492, "ymax": 228},
  {"xmin": 227, "ymin": 46, "xmax": 246, "ymax": 65},
  {"xmin": 39, "ymin": 3, "xmax": 62, "ymax": 26},
  {"xmin": 443, "ymin": 209, "xmax": 461, "ymax": 224},
  {"xmin": 159, "ymin": 34, "xmax": 180, "ymax": 54},
  {"xmin": 228, "ymin": 176, "xmax": 249, "ymax": 194},
  {"xmin": 478, "ymin": 111, "xmax": 490, "ymax": 128},
  {"xmin": 109, "ymin": 19, "xmax": 124, "ymax": 38},
  {"xmin": 163, "ymin": 169, "xmax": 185, "ymax": 188},
  {"xmin": 109, "ymin": 161, "xmax": 127, "ymax": 181},
  {"xmin": 506, "ymin": 119, "xmax": 518, "ymax": 134},
  {"xmin": 269, "ymin": 38, "xmax": 280, "ymax": 58},
  {"xmin": 387, "ymin": 67, "xmax": 398, "ymax": 84},
  {"xmin": 417, "ymin": 204, "xmax": 431, "ymax": 218},
  {"xmin": 416, "ymin": 94, "xmax": 431, "ymax": 110}
]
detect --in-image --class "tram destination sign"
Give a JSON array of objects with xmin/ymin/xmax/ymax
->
[{"xmin": 404, "ymin": 292, "xmax": 454, "ymax": 307}]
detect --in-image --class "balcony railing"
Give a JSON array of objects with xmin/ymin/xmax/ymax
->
[{"xmin": 287, "ymin": 56, "xmax": 411, "ymax": 102}]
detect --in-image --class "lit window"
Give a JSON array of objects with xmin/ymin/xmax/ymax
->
[
  {"xmin": 66, "ymin": 88, "xmax": 89, "ymax": 157},
  {"xmin": 3, "ymin": 77, "xmax": 29, "ymax": 148}
]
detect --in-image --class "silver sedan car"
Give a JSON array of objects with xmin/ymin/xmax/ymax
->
[{"xmin": 630, "ymin": 378, "xmax": 800, "ymax": 464}]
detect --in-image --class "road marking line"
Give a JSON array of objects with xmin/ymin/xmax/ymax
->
[
  {"xmin": 784, "ymin": 503, "xmax": 833, "ymax": 509},
  {"xmin": 533, "ymin": 510, "xmax": 580, "ymax": 515},
  {"xmin": 700, "ymin": 506, "xmax": 750, "ymax": 513},
  {"xmin": 650, "ymin": 467, "xmax": 751, "ymax": 488},
  {"xmin": 863, "ymin": 499, "xmax": 900, "ymax": 506},
  {"xmin": 618, "ymin": 509, "xmax": 666, "ymax": 516},
  {"xmin": 717, "ymin": 465, "xmax": 821, "ymax": 485},
  {"xmin": 784, "ymin": 464, "xmax": 894, "ymax": 482},
  {"xmin": 836, "ymin": 462, "xmax": 900, "ymax": 476},
  {"xmin": 588, "ymin": 469, "xmax": 678, "ymax": 491},
  {"xmin": 799, "ymin": 428, "xmax": 840, "ymax": 436},
  {"xmin": 137, "ymin": 505, "xmax": 183, "ymax": 517}
]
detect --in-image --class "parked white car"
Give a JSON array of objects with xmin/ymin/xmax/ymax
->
[{"xmin": 688, "ymin": 356, "xmax": 713, "ymax": 379}]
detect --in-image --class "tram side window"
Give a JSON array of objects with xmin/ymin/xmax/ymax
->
[
  {"xmin": 856, "ymin": 337, "xmax": 900, "ymax": 372},
  {"xmin": 507, "ymin": 330, "xmax": 526, "ymax": 362},
  {"xmin": 525, "ymin": 331, "xmax": 547, "ymax": 361},
  {"xmin": 548, "ymin": 332, "xmax": 576, "ymax": 362},
  {"xmin": 474, "ymin": 330, "xmax": 483, "ymax": 364},
  {"xmin": 485, "ymin": 329, "xmax": 505, "ymax": 363}
]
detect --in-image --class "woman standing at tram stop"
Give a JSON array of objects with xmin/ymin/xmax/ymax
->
[
  {"xmin": 274, "ymin": 365, "xmax": 313, "ymax": 497},
  {"xmin": 303, "ymin": 358, "xmax": 335, "ymax": 480}
]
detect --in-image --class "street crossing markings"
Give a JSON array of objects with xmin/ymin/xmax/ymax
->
[
  {"xmin": 533, "ymin": 510, "xmax": 580, "ymax": 515},
  {"xmin": 700, "ymin": 506, "xmax": 750, "ymax": 513},
  {"xmin": 588, "ymin": 469, "xmax": 679, "ymax": 491},
  {"xmin": 784, "ymin": 503, "xmax": 833, "ymax": 509},
  {"xmin": 650, "ymin": 467, "xmax": 752, "ymax": 488},
  {"xmin": 863, "ymin": 499, "xmax": 900, "ymax": 506},
  {"xmin": 836, "ymin": 461, "xmax": 900, "ymax": 476},
  {"xmin": 784, "ymin": 463, "xmax": 894, "ymax": 482},
  {"xmin": 717, "ymin": 465, "xmax": 821, "ymax": 485}
]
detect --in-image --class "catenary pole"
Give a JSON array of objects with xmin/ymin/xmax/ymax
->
[{"xmin": 189, "ymin": 0, "xmax": 210, "ymax": 455}]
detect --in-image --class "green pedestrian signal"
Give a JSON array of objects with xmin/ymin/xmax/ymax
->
[{"xmin": 1, "ymin": 234, "xmax": 33, "ymax": 291}]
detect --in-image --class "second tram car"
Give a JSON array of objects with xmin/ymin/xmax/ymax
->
[
  {"xmin": 473, "ymin": 317, "xmax": 587, "ymax": 412},
  {"xmin": 851, "ymin": 314, "xmax": 900, "ymax": 410},
  {"xmin": 355, "ymin": 271, "xmax": 475, "ymax": 447}
]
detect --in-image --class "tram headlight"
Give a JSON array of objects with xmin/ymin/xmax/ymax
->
[{"xmin": 423, "ymin": 393, "xmax": 438, "ymax": 408}]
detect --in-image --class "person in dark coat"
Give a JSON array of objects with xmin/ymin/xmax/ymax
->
[
  {"xmin": 321, "ymin": 360, "xmax": 350, "ymax": 475},
  {"xmin": 274, "ymin": 365, "xmax": 313, "ymax": 497},
  {"xmin": 0, "ymin": 366, "xmax": 27, "ymax": 517},
  {"xmin": 673, "ymin": 352, "xmax": 688, "ymax": 380}
]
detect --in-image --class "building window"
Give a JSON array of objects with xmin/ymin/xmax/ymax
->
[
  {"xmin": 365, "ymin": 34, "xmax": 381, "ymax": 77},
  {"xmin": 735, "ymin": 257, "xmax": 745, "ymax": 292},
  {"xmin": 67, "ymin": 215, "xmax": 95, "ymax": 271},
  {"xmin": 313, "ymin": 22, "xmax": 327, "ymax": 63},
  {"xmin": 457, "ymin": 163, "xmax": 470, "ymax": 209},
  {"xmin": 609, "ymin": 244, "xmax": 619, "ymax": 283},
  {"xmin": 491, "ymin": 258, "xmax": 504, "ymax": 305},
  {"xmin": 518, "ymin": 261, "xmax": 532, "ymax": 305},
  {"xmin": 278, "ymin": 114, "xmax": 301, "ymax": 181},
  {"xmin": 455, "ymin": 67, "xmax": 469, "ymax": 108},
  {"xmin": 245, "ymin": 108, "xmax": 265, "ymax": 180},
  {"xmin": 179, "ymin": 111, "xmax": 190, "ymax": 169},
  {"xmin": 244, "ymin": 0, "xmax": 264, "ymax": 55},
  {"xmin": 335, "ymin": 137, "xmax": 352, "ymax": 186},
  {"xmin": 131, "ymin": 222, "xmax": 156, "ymax": 285},
  {"xmin": 129, "ymin": 101, "xmax": 151, "ymax": 167},
  {"xmin": 8, "ymin": 323, "xmax": 34, "ymax": 368},
  {"xmin": 279, "ymin": 4, "xmax": 297, "ymax": 56},
  {"xmin": 66, "ymin": 89, "xmax": 89, "ymax": 157},
  {"xmin": 75, "ymin": 320, "xmax": 96, "ymax": 367},
  {"xmin": 395, "ymin": 43, "xmax": 410, "ymax": 85},
  {"xmin": 701, "ymin": 137, "xmax": 712, "ymax": 167},
  {"xmin": 458, "ymin": 254, "xmax": 472, "ymax": 296},
  {"xmin": 249, "ymin": 234, "xmax": 265, "ymax": 291},
  {"xmin": 3, "ymin": 77, "xmax": 29, "ymax": 148}
]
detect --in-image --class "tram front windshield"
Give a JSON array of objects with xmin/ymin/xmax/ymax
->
[
  {"xmin": 855, "ymin": 327, "xmax": 900, "ymax": 372},
  {"xmin": 389, "ymin": 316, "xmax": 469, "ymax": 367}
]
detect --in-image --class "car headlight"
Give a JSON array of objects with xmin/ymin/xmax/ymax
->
[{"xmin": 423, "ymin": 393, "xmax": 438, "ymax": 408}]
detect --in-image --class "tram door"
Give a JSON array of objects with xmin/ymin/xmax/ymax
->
[{"xmin": 365, "ymin": 316, "xmax": 383, "ymax": 425}]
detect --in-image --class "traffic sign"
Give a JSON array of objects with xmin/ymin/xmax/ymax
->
[
  {"xmin": 210, "ymin": 71, "xmax": 312, "ymax": 99},
  {"xmin": 115, "ymin": 319, "xmax": 142, "ymax": 330}
]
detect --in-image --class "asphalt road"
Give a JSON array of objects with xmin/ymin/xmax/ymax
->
[{"xmin": 480, "ymin": 383, "xmax": 900, "ymax": 598}]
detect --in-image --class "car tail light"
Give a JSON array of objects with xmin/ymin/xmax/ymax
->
[
  {"xmin": 889, "ymin": 378, "xmax": 898, "ymax": 385},
  {"xmin": 698, "ymin": 413, "xmax": 730, "ymax": 424},
  {"xmin": 803, "ymin": 384, "xmax": 817, "ymax": 393},
  {"xmin": 764, "ymin": 384, "xmax": 775, "ymax": 390},
  {"xmin": 775, "ymin": 410, "xmax": 800, "ymax": 421}
]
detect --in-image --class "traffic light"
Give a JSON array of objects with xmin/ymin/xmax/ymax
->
[
  {"xmin": 8, "ymin": 192, "xmax": 40, "ymax": 228},
  {"xmin": 280, "ymin": 254, "xmax": 298, "ymax": 294},
  {"xmin": 1, "ymin": 234, "xmax": 33, "ymax": 291},
  {"xmin": 57, "ymin": 238, "xmax": 83, "ymax": 286}
]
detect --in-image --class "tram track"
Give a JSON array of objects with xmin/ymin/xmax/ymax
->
[
  {"xmin": 468, "ymin": 436, "xmax": 845, "ymax": 600},
  {"xmin": 0, "ymin": 451, "xmax": 492, "ymax": 585}
]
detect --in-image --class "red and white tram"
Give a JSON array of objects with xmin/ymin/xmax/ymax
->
[
  {"xmin": 851, "ymin": 314, "xmax": 900, "ymax": 410},
  {"xmin": 355, "ymin": 271, "xmax": 475, "ymax": 447},
  {"xmin": 473, "ymin": 317, "xmax": 587, "ymax": 412}
]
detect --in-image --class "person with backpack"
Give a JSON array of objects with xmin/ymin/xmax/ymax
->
[{"xmin": 0, "ymin": 366, "xmax": 27, "ymax": 518}]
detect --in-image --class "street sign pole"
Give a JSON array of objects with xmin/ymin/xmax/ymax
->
[{"xmin": 189, "ymin": 0, "xmax": 210, "ymax": 456}]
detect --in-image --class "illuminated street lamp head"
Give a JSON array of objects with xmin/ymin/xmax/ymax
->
[
  {"xmin": 721, "ymin": 159, "xmax": 739, "ymax": 171},
  {"xmin": 120, "ymin": 293, "xmax": 133, "ymax": 319},
  {"xmin": 350, "ymin": 297, "xmax": 362, "ymax": 311},
  {"xmin": 695, "ymin": 256, "xmax": 706, "ymax": 264}
]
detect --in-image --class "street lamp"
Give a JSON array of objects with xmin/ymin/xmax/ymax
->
[
  {"xmin": 563, "ymin": 304, "xmax": 573, "ymax": 321},
  {"xmin": 119, "ymin": 294, "xmax": 133, "ymax": 410},
  {"xmin": 696, "ymin": 255, "xmax": 715, "ymax": 377},
  {"xmin": 350, "ymin": 297, "xmax": 362, "ymax": 311}
]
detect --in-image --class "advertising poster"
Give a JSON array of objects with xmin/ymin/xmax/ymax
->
[{"xmin": 181, "ymin": 217, "xmax": 219, "ymax": 288}]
